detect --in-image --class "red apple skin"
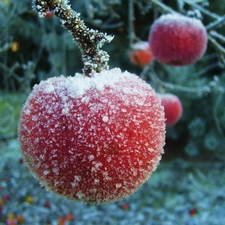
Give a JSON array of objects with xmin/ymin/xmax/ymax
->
[
  {"xmin": 158, "ymin": 93, "xmax": 182, "ymax": 126},
  {"xmin": 129, "ymin": 41, "xmax": 153, "ymax": 66},
  {"xmin": 148, "ymin": 14, "xmax": 207, "ymax": 66},
  {"xmin": 18, "ymin": 68, "xmax": 165, "ymax": 204}
]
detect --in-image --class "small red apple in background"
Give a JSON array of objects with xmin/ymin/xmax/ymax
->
[
  {"xmin": 148, "ymin": 14, "xmax": 207, "ymax": 66},
  {"xmin": 129, "ymin": 41, "xmax": 153, "ymax": 66},
  {"xmin": 18, "ymin": 68, "xmax": 165, "ymax": 204},
  {"xmin": 158, "ymin": 93, "xmax": 182, "ymax": 126}
]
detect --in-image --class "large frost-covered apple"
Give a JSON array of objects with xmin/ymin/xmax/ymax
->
[{"xmin": 18, "ymin": 68, "xmax": 165, "ymax": 204}]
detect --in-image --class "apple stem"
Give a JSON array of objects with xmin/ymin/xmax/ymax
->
[
  {"xmin": 33, "ymin": 0, "xmax": 114, "ymax": 76},
  {"xmin": 128, "ymin": 0, "xmax": 138, "ymax": 48}
]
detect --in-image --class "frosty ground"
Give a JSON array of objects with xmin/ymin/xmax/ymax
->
[{"xmin": 0, "ymin": 139, "xmax": 224, "ymax": 225}]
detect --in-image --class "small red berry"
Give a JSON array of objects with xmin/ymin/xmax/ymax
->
[
  {"xmin": 6, "ymin": 214, "xmax": 16, "ymax": 225},
  {"xmin": 65, "ymin": 214, "xmax": 74, "ymax": 221},
  {"xmin": 6, "ymin": 219, "xmax": 17, "ymax": 225},
  {"xmin": 3, "ymin": 195, "xmax": 11, "ymax": 201},
  {"xmin": 17, "ymin": 215, "xmax": 25, "ymax": 224},
  {"xmin": 148, "ymin": 14, "xmax": 207, "ymax": 66},
  {"xmin": 18, "ymin": 68, "xmax": 165, "ymax": 204},
  {"xmin": 158, "ymin": 93, "xmax": 182, "ymax": 126},
  {"xmin": 189, "ymin": 208, "xmax": 198, "ymax": 216},
  {"xmin": 57, "ymin": 217, "xmax": 66, "ymax": 225},
  {"xmin": 43, "ymin": 201, "xmax": 51, "ymax": 208},
  {"xmin": 121, "ymin": 203, "xmax": 129, "ymax": 210},
  {"xmin": 129, "ymin": 41, "xmax": 153, "ymax": 66},
  {"xmin": 45, "ymin": 9, "xmax": 54, "ymax": 18},
  {"xmin": 18, "ymin": 158, "xmax": 24, "ymax": 164}
]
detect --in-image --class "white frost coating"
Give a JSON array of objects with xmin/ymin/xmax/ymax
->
[
  {"xmin": 62, "ymin": 103, "xmax": 70, "ymax": 115},
  {"xmin": 32, "ymin": 116, "xmax": 38, "ymax": 121},
  {"xmin": 94, "ymin": 162, "xmax": 103, "ymax": 169},
  {"xmin": 43, "ymin": 170, "xmax": 49, "ymax": 175},
  {"xmin": 52, "ymin": 168, "xmax": 59, "ymax": 175},
  {"xmin": 61, "ymin": 69, "xmax": 139, "ymax": 97},
  {"xmin": 102, "ymin": 115, "xmax": 109, "ymax": 122},
  {"xmin": 43, "ymin": 83, "xmax": 55, "ymax": 94},
  {"xmin": 88, "ymin": 155, "xmax": 95, "ymax": 161},
  {"xmin": 24, "ymin": 109, "xmax": 31, "ymax": 115},
  {"xmin": 153, "ymin": 13, "xmax": 205, "ymax": 30},
  {"xmin": 131, "ymin": 41, "xmax": 149, "ymax": 50},
  {"xmin": 157, "ymin": 93, "xmax": 179, "ymax": 104},
  {"xmin": 71, "ymin": 176, "xmax": 81, "ymax": 187},
  {"xmin": 30, "ymin": 68, "xmax": 151, "ymax": 105},
  {"xmin": 94, "ymin": 179, "xmax": 100, "ymax": 184},
  {"xmin": 81, "ymin": 96, "xmax": 90, "ymax": 104},
  {"xmin": 76, "ymin": 191, "xmax": 85, "ymax": 199},
  {"xmin": 116, "ymin": 183, "xmax": 122, "ymax": 188}
]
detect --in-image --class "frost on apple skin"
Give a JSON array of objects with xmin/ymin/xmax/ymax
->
[{"xmin": 18, "ymin": 68, "xmax": 165, "ymax": 204}]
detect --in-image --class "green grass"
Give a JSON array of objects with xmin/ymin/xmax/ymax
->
[{"xmin": 0, "ymin": 92, "xmax": 27, "ymax": 140}]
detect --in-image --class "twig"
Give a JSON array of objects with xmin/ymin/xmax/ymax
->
[
  {"xmin": 183, "ymin": 0, "xmax": 220, "ymax": 20},
  {"xmin": 208, "ymin": 34, "xmax": 225, "ymax": 55},
  {"xmin": 128, "ymin": 0, "xmax": 137, "ymax": 47},
  {"xmin": 193, "ymin": 62, "xmax": 219, "ymax": 77},
  {"xmin": 213, "ymin": 92, "xmax": 225, "ymax": 135},
  {"xmin": 150, "ymin": 0, "xmax": 175, "ymax": 14},
  {"xmin": 210, "ymin": 31, "xmax": 225, "ymax": 43},
  {"xmin": 140, "ymin": 64, "xmax": 212, "ymax": 95},
  {"xmin": 0, "ymin": 43, "xmax": 12, "ymax": 54},
  {"xmin": 206, "ymin": 15, "xmax": 225, "ymax": 31},
  {"xmin": 33, "ymin": 0, "xmax": 114, "ymax": 76}
]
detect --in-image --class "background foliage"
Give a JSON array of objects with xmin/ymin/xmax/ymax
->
[{"xmin": 1, "ymin": 0, "xmax": 225, "ymax": 156}]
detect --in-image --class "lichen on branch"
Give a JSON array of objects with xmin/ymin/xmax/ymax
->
[{"xmin": 33, "ymin": 0, "xmax": 114, "ymax": 76}]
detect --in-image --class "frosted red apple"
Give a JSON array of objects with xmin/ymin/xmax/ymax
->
[
  {"xmin": 18, "ymin": 68, "xmax": 165, "ymax": 204},
  {"xmin": 148, "ymin": 14, "xmax": 208, "ymax": 66},
  {"xmin": 129, "ymin": 41, "xmax": 153, "ymax": 66},
  {"xmin": 158, "ymin": 93, "xmax": 182, "ymax": 126}
]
